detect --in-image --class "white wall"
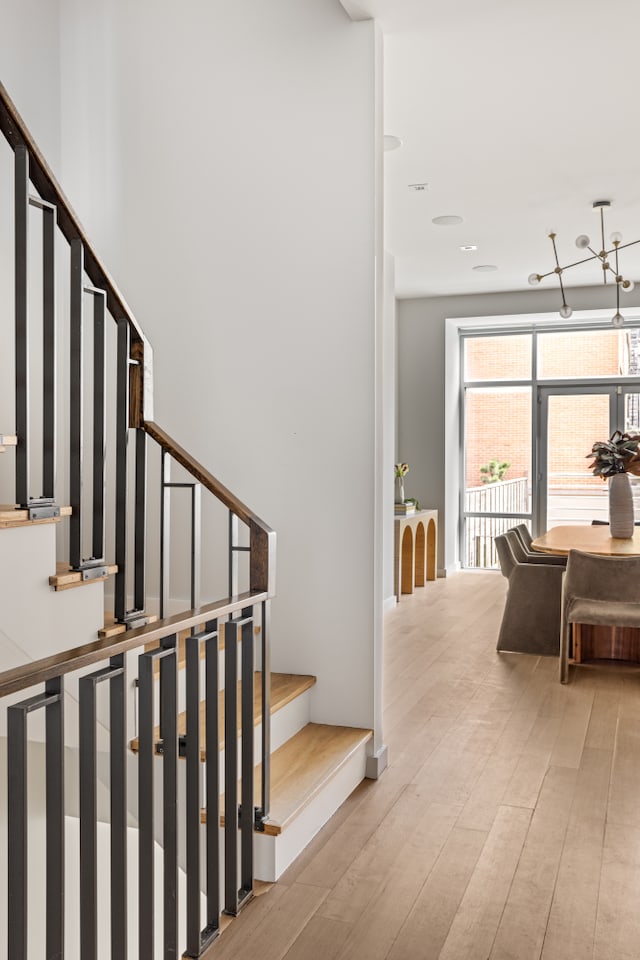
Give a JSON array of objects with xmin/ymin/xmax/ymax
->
[
  {"xmin": 397, "ymin": 284, "xmax": 640, "ymax": 572},
  {"xmin": 51, "ymin": 0, "xmax": 382, "ymax": 733}
]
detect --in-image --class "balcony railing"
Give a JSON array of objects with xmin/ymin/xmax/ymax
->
[{"xmin": 464, "ymin": 477, "xmax": 529, "ymax": 568}]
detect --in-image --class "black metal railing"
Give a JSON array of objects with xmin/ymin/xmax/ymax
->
[
  {"xmin": 1, "ymin": 593, "xmax": 268, "ymax": 957},
  {"xmin": 0, "ymin": 79, "xmax": 276, "ymax": 955}
]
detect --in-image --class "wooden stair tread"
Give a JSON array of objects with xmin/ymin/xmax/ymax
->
[
  {"xmin": 130, "ymin": 671, "xmax": 316, "ymax": 758},
  {"xmin": 207, "ymin": 723, "xmax": 372, "ymax": 835},
  {"xmin": 99, "ymin": 612, "xmax": 159, "ymax": 640},
  {"xmin": 49, "ymin": 561, "xmax": 118, "ymax": 591},
  {"xmin": 0, "ymin": 504, "xmax": 71, "ymax": 529}
]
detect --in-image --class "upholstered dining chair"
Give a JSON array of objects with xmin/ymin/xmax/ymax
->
[
  {"xmin": 508, "ymin": 526, "xmax": 566, "ymax": 566},
  {"xmin": 559, "ymin": 549, "xmax": 640, "ymax": 683},
  {"xmin": 495, "ymin": 532, "xmax": 564, "ymax": 656}
]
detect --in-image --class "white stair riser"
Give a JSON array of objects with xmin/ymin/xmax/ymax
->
[{"xmin": 253, "ymin": 739, "xmax": 369, "ymax": 882}]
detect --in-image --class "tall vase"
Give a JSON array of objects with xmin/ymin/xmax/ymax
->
[
  {"xmin": 395, "ymin": 477, "xmax": 405, "ymax": 504},
  {"xmin": 609, "ymin": 472, "xmax": 635, "ymax": 538}
]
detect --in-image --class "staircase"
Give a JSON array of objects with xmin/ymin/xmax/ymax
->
[{"xmin": 0, "ymin": 80, "xmax": 372, "ymax": 958}]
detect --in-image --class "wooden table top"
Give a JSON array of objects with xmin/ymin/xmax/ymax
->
[{"xmin": 531, "ymin": 525, "xmax": 640, "ymax": 557}]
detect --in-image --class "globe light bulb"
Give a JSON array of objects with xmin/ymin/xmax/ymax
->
[
  {"xmin": 610, "ymin": 232, "xmax": 623, "ymax": 244},
  {"xmin": 575, "ymin": 234, "xmax": 590, "ymax": 249},
  {"xmin": 622, "ymin": 280, "xmax": 635, "ymax": 292},
  {"xmin": 612, "ymin": 312, "xmax": 624, "ymax": 327},
  {"xmin": 559, "ymin": 303, "xmax": 572, "ymax": 319},
  {"xmin": 528, "ymin": 273, "xmax": 541, "ymax": 286}
]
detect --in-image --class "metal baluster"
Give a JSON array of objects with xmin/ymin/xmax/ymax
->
[
  {"xmin": 8, "ymin": 680, "xmax": 65, "ymax": 958},
  {"xmin": 110, "ymin": 654, "xmax": 128, "ymax": 960},
  {"xmin": 259, "ymin": 599, "xmax": 271, "ymax": 825},
  {"xmin": 138, "ymin": 650, "xmax": 155, "ymax": 960},
  {"xmin": 191, "ymin": 483, "xmax": 201, "ymax": 610},
  {"xmin": 79, "ymin": 662, "xmax": 125, "ymax": 960},
  {"xmin": 115, "ymin": 319, "xmax": 130, "ymax": 622},
  {"xmin": 160, "ymin": 451, "xmax": 171, "ymax": 619},
  {"xmin": 92, "ymin": 290, "xmax": 106, "ymax": 561},
  {"xmin": 205, "ymin": 621, "xmax": 220, "ymax": 937},
  {"xmin": 229, "ymin": 512, "xmax": 238, "ymax": 597},
  {"xmin": 185, "ymin": 632, "xmax": 202, "ymax": 957},
  {"xmin": 42, "ymin": 201, "xmax": 56, "ymax": 500},
  {"xmin": 46, "ymin": 677, "xmax": 65, "ymax": 959},
  {"xmin": 7, "ymin": 699, "xmax": 28, "ymax": 956},
  {"xmin": 239, "ymin": 616, "xmax": 254, "ymax": 900},
  {"xmin": 14, "ymin": 145, "xmax": 29, "ymax": 508},
  {"xmin": 134, "ymin": 428, "xmax": 147, "ymax": 612},
  {"xmin": 160, "ymin": 636, "xmax": 179, "ymax": 956},
  {"xmin": 69, "ymin": 239, "xmax": 84, "ymax": 569},
  {"xmin": 224, "ymin": 618, "xmax": 239, "ymax": 915}
]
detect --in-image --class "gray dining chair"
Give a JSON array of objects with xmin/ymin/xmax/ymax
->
[
  {"xmin": 508, "ymin": 526, "xmax": 566, "ymax": 566},
  {"xmin": 495, "ymin": 532, "xmax": 564, "ymax": 656},
  {"xmin": 559, "ymin": 549, "xmax": 640, "ymax": 682}
]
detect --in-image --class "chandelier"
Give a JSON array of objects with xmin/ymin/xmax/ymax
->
[{"xmin": 528, "ymin": 200, "xmax": 637, "ymax": 327}]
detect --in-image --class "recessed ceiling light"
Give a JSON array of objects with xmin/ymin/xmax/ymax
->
[
  {"xmin": 384, "ymin": 135, "xmax": 403, "ymax": 152},
  {"xmin": 473, "ymin": 264, "xmax": 498, "ymax": 272},
  {"xmin": 432, "ymin": 215, "xmax": 463, "ymax": 226},
  {"xmin": 409, "ymin": 183, "xmax": 429, "ymax": 192},
  {"xmin": 460, "ymin": 244, "xmax": 477, "ymax": 252}
]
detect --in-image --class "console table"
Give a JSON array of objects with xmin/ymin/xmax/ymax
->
[{"xmin": 394, "ymin": 509, "xmax": 437, "ymax": 600}]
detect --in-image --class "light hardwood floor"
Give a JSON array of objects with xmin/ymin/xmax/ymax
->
[{"xmin": 212, "ymin": 571, "xmax": 640, "ymax": 960}]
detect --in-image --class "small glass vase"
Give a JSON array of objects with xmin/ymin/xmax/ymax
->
[
  {"xmin": 395, "ymin": 477, "xmax": 405, "ymax": 505},
  {"xmin": 609, "ymin": 472, "xmax": 634, "ymax": 538}
]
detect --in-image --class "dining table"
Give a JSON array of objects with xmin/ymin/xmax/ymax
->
[
  {"xmin": 531, "ymin": 524, "xmax": 640, "ymax": 663},
  {"xmin": 531, "ymin": 524, "xmax": 640, "ymax": 557}
]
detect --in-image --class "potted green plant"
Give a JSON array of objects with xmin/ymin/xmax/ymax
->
[
  {"xmin": 587, "ymin": 431, "xmax": 640, "ymax": 537},
  {"xmin": 394, "ymin": 462, "xmax": 409, "ymax": 504}
]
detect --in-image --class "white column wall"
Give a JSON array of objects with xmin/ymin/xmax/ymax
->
[{"xmin": 53, "ymin": 1, "xmax": 380, "ymax": 731}]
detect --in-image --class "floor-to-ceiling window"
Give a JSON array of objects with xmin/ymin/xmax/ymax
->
[{"xmin": 461, "ymin": 324, "xmax": 640, "ymax": 568}]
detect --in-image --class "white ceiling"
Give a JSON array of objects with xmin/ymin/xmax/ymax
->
[{"xmin": 341, "ymin": 0, "xmax": 640, "ymax": 300}]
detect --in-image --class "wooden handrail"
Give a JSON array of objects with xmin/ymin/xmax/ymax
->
[
  {"xmin": 0, "ymin": 590, "xmax": 267, "ymax": 699},
  {"xmin": 0, "ymin": 80, "xmax": 153, "ymax": 420},
  {"xmin": 144, "ymin": 421, "xmax": 276, "ymax": 596}
]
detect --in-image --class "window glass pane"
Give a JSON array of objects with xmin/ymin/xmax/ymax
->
[
  {"xmin": 464, "ymin": 387, "xmax": 532, "ymax": 514},
  {"xmin": 546, "ymin": 393, "xmax": 610, "ymax": 526},
  {"xmin": 464, "ymin": 334, "xmax": 532, "ymax": 381},
  {"xmin": 537, "ymin": 329, "xmax": 629, "ymax": 378},
  {"xmin": 464, "ymin": 517, "xmax": 530, "ymax": 570}
]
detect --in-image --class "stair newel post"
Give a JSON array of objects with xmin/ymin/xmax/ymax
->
[
  {"xmin": 69, "ymin": 238, "xmax": 84, "ymax": 570},
  {"xmin": 92, "ymin": 289, "xmax": 107, "ymax": 562},
  {"xmin": 204, "ymin": 619, "xmax": 220, "ymax": 936},
  {"xmin": 42, "ymin": 198, "xmax": 56, "ymax": 501},
  {"xmin": 159, "ymin": 449, "xmax": 171, "ymax": 619},
  {"xmin": 114, "ymin": 319, "xmax": 130, "ymax": 622},
  {"xmin": 14, "ymin": 144, "xmax": 29, "ymax": 509}
]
